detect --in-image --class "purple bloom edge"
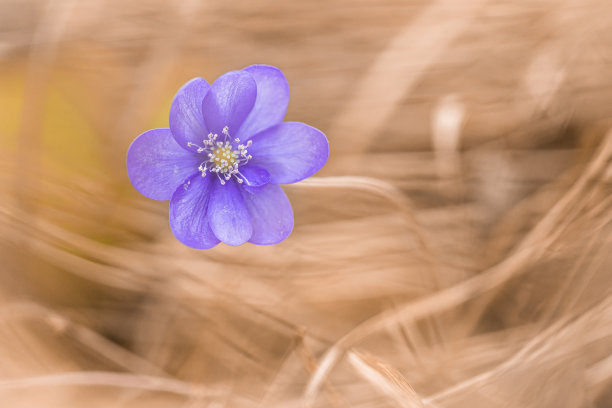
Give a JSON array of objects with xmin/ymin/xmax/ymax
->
[{"xmin": 126, "ymin": 65, "xmax": 329, "ymax": 248}]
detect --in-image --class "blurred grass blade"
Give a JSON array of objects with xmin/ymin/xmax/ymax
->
[{"xmin": 348, "ymin": 349, "xmax": 425, "ymax": 408}]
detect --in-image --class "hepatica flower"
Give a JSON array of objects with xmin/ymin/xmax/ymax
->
[{"xmin": 127, "ymin": 65, "xmax": 329, "ymax": 249}]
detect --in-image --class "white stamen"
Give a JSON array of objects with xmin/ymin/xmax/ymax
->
[{"xmin": 189, "ymin": 125, "xmax": 254, "ymax": 185}]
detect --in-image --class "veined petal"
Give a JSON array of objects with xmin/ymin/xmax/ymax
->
[
  {"xmin": 208, "ymin": 179, "xmax": 253, "ymax": 246},
  {"xmin": 169, "ymin": 78, "xmax": 210, "ymax": 150},
  {"xmin": 239, "ymin": 164, "xmax": 270, "ymax": 187},
  {"xmin": 127, "ymin": 128, "xmax": 200, "ymax": 201},
  {"xmin": 241, "ymin": 183, "xmax": 294, "ymax": 245},
  {"xmin": 248, "ymin": 122, "xmax": 329, "ymax": 184},
  {"xmin": 202, "ymin": 70, "xmax": 257, "ymax": 137},
  {"xmin": 169, "ymin": 174, "xmax": 219, "ymax": 249},
  {"xmin": 236, "ymin": 65, "xmax": 289, "ymax": 141}
]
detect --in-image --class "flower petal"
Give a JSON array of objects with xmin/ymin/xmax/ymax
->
[
  {"xmin": 248, "ymin": 122, "xmax": 329, "ymax": 184},
  {"xmin": 169, "ymin": 174, "xmax": 219, "ymax": 249},
  {"xmin": 208, "ymin": 179, "xmax": 253, "ymax": 246},
  {"xmin": 236, "ymin": 65, "xmax": 290, "ymax": 141},
  {"xmin": 241, "ymin": 183, "xmax": 294, "ymax": 245},
  {"xmin": 201, "ymin": 70, "xmax": 257, "ymax": 137},
  {"xmin": 169, "ymin": 78, "xmax": 210, "ymax": 150},
  {"xmin": 127, "ymin": 128, "xmax": 200, "ymax": 201},
  {"xmin": 239, "ymin": 164, "xmax": 270, "ymax": 187}
]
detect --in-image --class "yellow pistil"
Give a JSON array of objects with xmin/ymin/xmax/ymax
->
[
  {"xmin": 192, "ymin": 126, "xmax": 253, "ymax": 185},
  {"xmin": 211, "ymin": 145, "xmax": 239, "ymax": 172}
]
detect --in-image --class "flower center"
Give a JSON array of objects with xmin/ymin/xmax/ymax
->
[
  {"xmin": 187, "ymin": 126, "xmax": 252, "ymax": 185},
  {"xmin": 211, "ymin": 144, "xmax": 239, "ymax": 172}
]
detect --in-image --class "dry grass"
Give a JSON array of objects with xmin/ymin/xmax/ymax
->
[{"xmin": 0, "ymin": 0, "xmax": 611, "ymax": 407}]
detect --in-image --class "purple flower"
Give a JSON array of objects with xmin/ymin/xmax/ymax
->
[{"xmin": 127, "ymin": 65, "xmax": 329, "ymax": 249}]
